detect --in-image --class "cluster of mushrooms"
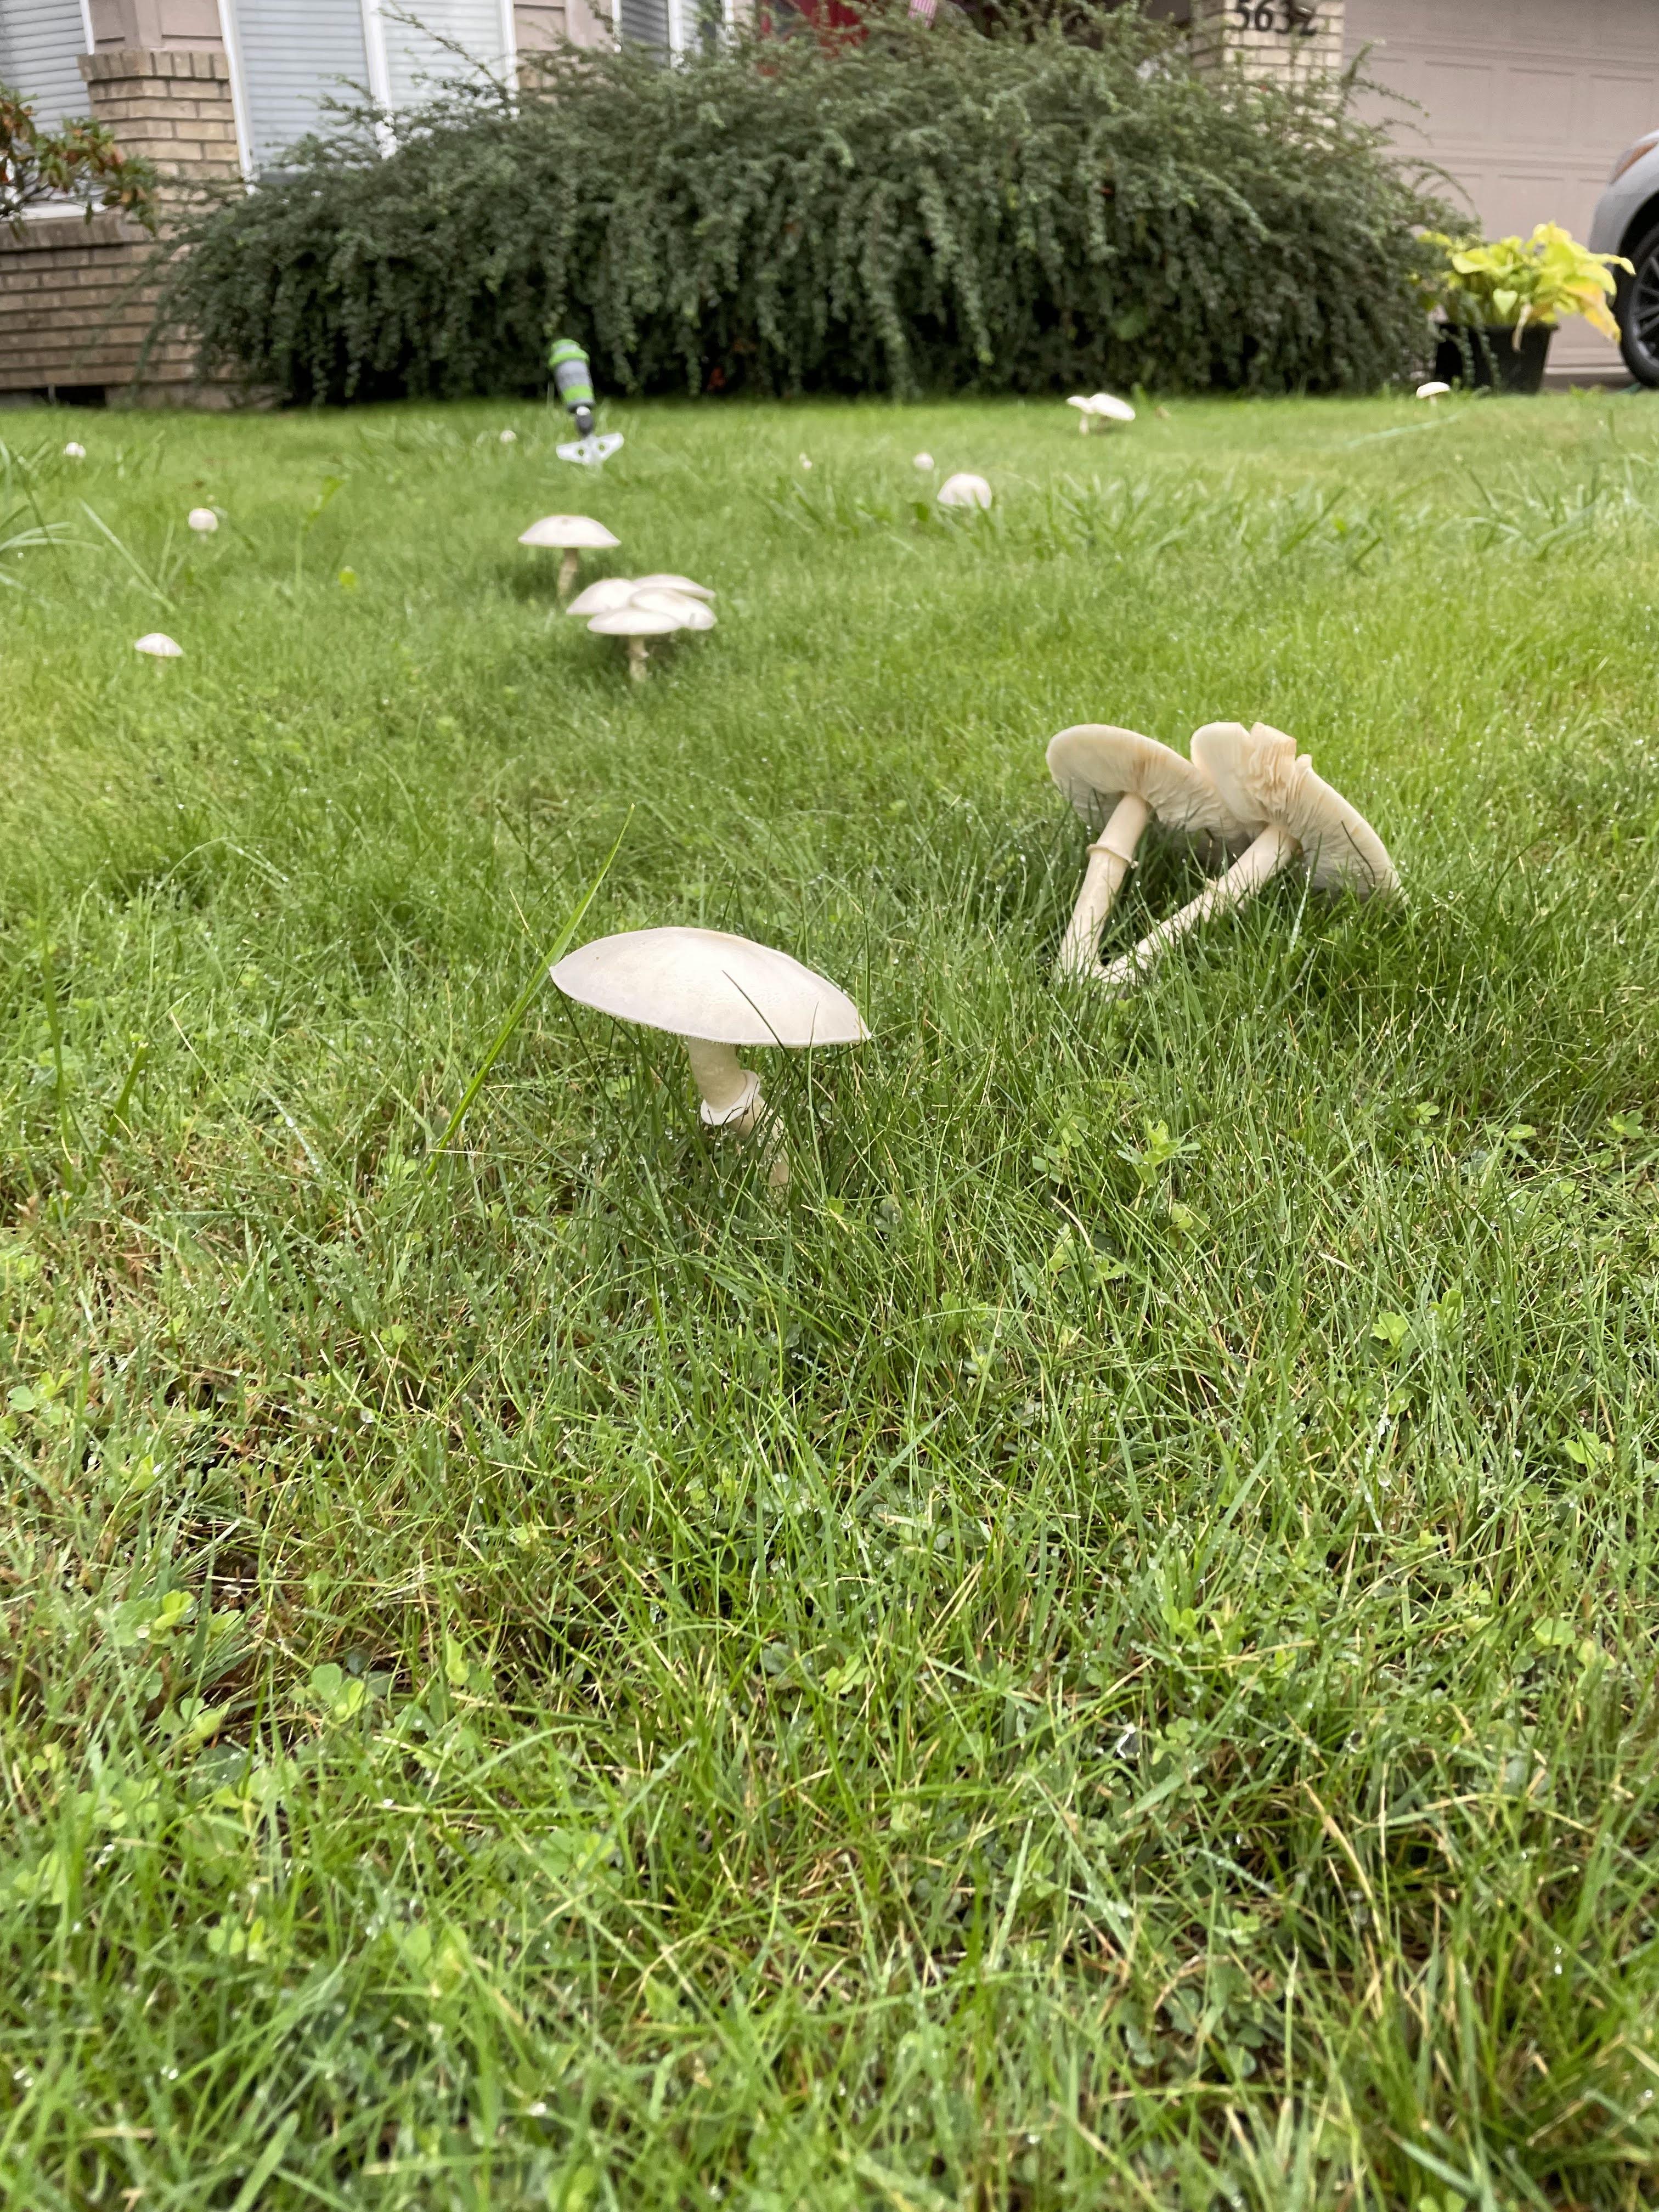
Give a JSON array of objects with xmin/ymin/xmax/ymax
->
[
  {"xmin": 116, "ymin": 413, "xmax": 1396, "ymax": 1196},
  {"xmin": 518, "ymin": 516, "xmax": 715, "ymax": 680},
  {"xmin": 549, "ymin": 719, "xmax": 1396, "ymax": 1189}
]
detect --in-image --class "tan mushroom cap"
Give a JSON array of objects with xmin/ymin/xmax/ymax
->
[
  {"xmin": 550, "ymin": 927, "xmax": 869, "ymax": 1049},
  {"xmin": 1190, "ymin": 721, "xmax": 1398, "ymax": 898},
  {"xmin": 628, "ymin": 588, "xmax": 716, "ymax": 631},
  {"xmin": 1047, "ymin": 724, "xmax": 1257, "ymax": 850},
  {"xmin": 588, "ymin": 605, "xmax": 684, "ymax": 637},
  {"xmin": 518, "ymin": 515, "xmax": 620, "ymax": 550},
  {"xmin": 631, "ymin": 574, "xmax": 714, "ymax": 602},
  {"xmin": 566, "ymin": 577, "xmax": 638, "ymax": 618}
]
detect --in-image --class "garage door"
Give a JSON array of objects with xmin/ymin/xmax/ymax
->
[{"xmin": 1345, "ymin": 0, "xmax": 1659, "ymax": 379}]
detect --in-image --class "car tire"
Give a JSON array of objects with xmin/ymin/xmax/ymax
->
[{"xmin": 1618, "ymin": 220, "xmax": 1659, "ymax": 388}]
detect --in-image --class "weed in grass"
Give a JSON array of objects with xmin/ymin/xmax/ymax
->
[{"xmin": 0, "ymin": 392, "xmax": 1656, "ymax": 2209}]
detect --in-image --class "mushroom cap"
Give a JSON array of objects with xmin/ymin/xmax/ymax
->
[
  {"xmin": 1415, "ymin": 380, "xmax": 1451, "ymax": 399},
  {"xmin": 629, "ymin": 588, "xmax": 716, "ymax": 631},
  {"xmin": 588, "ymin": 605, "xmax": 684, "ymax": 637},
  {"xmin": 1190, "ymin": 722, "xmax": 1399, "ymax": 898},
  {"xmin": 187, "ymin": 507, "xmax": 218, "ymax": 533},
  {"xmin": 63, "ymin": 442, "xmax": 86, "ymax": 458},
  {"xmin": 518, "ymin": 514, "xmax": 620, "ymax": 549},
  {"xmin": 913, "ymin": 452, "xmax": 934, "ymax": 470},
  {"xmin": 1067, "ymin": 393, "xmax": 1136, "ymax": 422},
  {"xmin": 550, "ymin": 927, "xmax": 869, "ymax": 1048},
  {"xmin": 134, "ymin": 632, "xmax": 183, "ymax": 658},
  {"xmin": 499, "ymin": 428, "xmax": 517, "ymax": 443},
  {"xmin": 631, "ymin": 573, "xmax": 714, "ymax": 602},
  {"xmin": 566, "ymin": 576, "xmax": 638, "ymax": 617},
  {"xmin": 938, "ymin": 472, "xmax": 992, "ymax": 510},
  {"xmin": 1047, "ymin": 723, "xmax": 1258, "ymax": 850}
]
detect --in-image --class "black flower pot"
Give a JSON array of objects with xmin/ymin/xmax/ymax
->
[{"xmin": 1433, "ymin": 322, "xmax": 1553, "ymax": 394}]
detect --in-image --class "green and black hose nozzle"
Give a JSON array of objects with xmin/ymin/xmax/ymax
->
[{"xmin": 549, "ymin": 338, "xmax": 623, "ymax": 465}]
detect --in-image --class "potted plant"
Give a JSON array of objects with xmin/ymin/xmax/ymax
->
[{"xmin": 1424, "ymin": 223, "xmax": 1630, "ymax": 394}]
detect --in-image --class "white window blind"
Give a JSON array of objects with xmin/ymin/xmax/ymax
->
[
  {"xmin": 0, "ymin": 0, "xmax": 92, "ymax": 130},
  {"xmin": 616, "ymin": 0, "xmax": 670, "ymax": 51},
  {"xmin": 223, "ymin": 0, "xmax": 370, "ymax": 171},
  {"xmin": 378, "ymin": 0, "xmax": 515, "ymax": 109}
]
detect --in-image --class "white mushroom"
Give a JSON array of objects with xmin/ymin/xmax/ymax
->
[
  {"xmin": 1066, "ymin": 393, "xmax": 1136, "ymax": 435},
  {"xmin": 1047, "ymin": 724, "xmax": 1260, "ymax": 980},
  {"xmin": 1415, "ymin": 381, "xmax": 1451, "ymax": 402},
  {"xmin": 63, "ymin": 441, "xmax": 86, "ymax": 460},
  {"xmin": 938, "ymin": 472, "xmax": 992, "ymax": 510},
  {"xmin": 630, "ymin": 574, "xmax": 714, "ymax": 602},
  {"xmin": 518, "ymin": 514, "xmax": 620, "ymax": 599},
  {"xmin": 799, "ymin": 454, "xmax": 813, "ymax": 471},
  {"xmin": 913, "ymin": 452, "xmax": 934, "ymax": 471},
  {"xmin": 187, "ymin": 507, "xmax": 218, "ymax": 534},
  {"xmin": 628, "ymin": 587, "xmax": 716, "ymax": 631},
  {"xmin": 566, "ymin": 576, "xmax": 639, "ymax": 618},
  {"xmin": 1097, "ymin": 722, "xmax": 1399, "ymax": 995},
  {"xmin": 134, "ymin": 632, "xmax": 183, "ymax": 659},
  {"xmin": 499, "ymin": 428, "xmax": 517, "ymax": 444},
  {"xmin": 588, "ymin": 602, "xmax": 686, "ymax": 680},
  {"xmin": 549, "ymin": 926, "xmax": 867, "ymax": 1188}
]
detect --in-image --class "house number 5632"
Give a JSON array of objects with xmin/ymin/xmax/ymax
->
[{"xmin": 1232, "ymin": 2, "xmax": 1319, "ymax": 31}]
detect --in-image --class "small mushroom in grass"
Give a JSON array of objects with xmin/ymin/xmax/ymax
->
[
  {"xmin": 1066, "ymin": 392, "xmax": 1136, "ymax": 435},
  {"xmin": 588, "ymin": 601, "xmax": 685, "ymax": 680},
  {"xmin": 499, "ymin": 428, "xmax": 517, "ymax": 444},
  {"xmin": 518, "ymin": 514, "xmax": 620, "ymax": 599},
  {"xmin": 63, "ymin": 441, "xmax": 86, "ymax": 460},
  {"xmin": 566, "ymin": 576, "xmax": 639, "ymax": 618},
  {"xmin": 134, "ymin": 631, "xmax": 183, "ymax": 659},
  {"xmin": 187, "ymin": 507, "xmax": 218, "ymax": 534},
  {"xmin": 938, "ymin": 472, "xmax": 992, "ymax": 510},
  {"xmin": 1097, "ymin": 722, "xmax": 1399, "ymax": 996},
  {"xmin": 549, "ymin": 926, "xmax": 867, "ymax": 1188},
  {"xmin": 1047, "ymin": 723, "xmax": 1259, "ymax": 980},
  {"xmin": 913, "ymin": 452, "xmax": 934, "ymax": 471},
  {"xmin": 1416, "ymin": 380, "xmax": 1451, "ymax": 402}
]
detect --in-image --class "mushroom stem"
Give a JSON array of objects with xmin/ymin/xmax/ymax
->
[
  {"xmin": 1079, "ymin": 414, "xmax": 1091, "ymax": 435},
  {"xmin": 557, "ymin": 550, "xmax": 580, "ymax": 600},
  {"xmin": 682, "ymin": 1036, "xmax": 788, "ymax": 1187},
  {"xmin": 628, "ymin": 636, "xmax": 648, "ymax": 681},
  {"xmin": 682, "ymin": 1037, "xmax": 764, "ymax": 1133},
  {"xmin": 1097, "ymin": 822, "xmax": 1299, "ymax": 996},
  {"xmin": 1054, "ymin": 793, "xmax": 1150, "ymax": 979}
]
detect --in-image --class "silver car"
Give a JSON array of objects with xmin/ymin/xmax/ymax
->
[{"xmin": 1592, "ymin": 129, "xmax": 1659, "ymax": 387}]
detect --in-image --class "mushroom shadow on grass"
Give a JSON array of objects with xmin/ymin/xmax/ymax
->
[
  {"xmin": 1097, "ymin": 722, "xmax": 1400, "ymax": 996},
  {"xmin": 1047, "ymin": 724, "xmax": 1260, "ymax": 980},
  {"xmin": 549, "ymin": 927, "xmax": 867, "ymax": 1189}
]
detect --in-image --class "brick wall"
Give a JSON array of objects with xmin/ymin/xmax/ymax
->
[
  {"xmin": 0, "ymin": 48, "xmax": 242, "ymax": 405},
  {"xmin": 1191, "ymin": 0, "xmax": 1346, "ymax": 80}
]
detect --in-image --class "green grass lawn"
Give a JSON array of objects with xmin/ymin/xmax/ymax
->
[{"xmin": 2, "ymin": 387, "xmax": 1658, "ymax": 2210}]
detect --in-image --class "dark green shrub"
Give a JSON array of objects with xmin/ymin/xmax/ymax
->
[{"xmin": 160, "ymin": 7, "xmax": 1444, "ymax": 403}]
